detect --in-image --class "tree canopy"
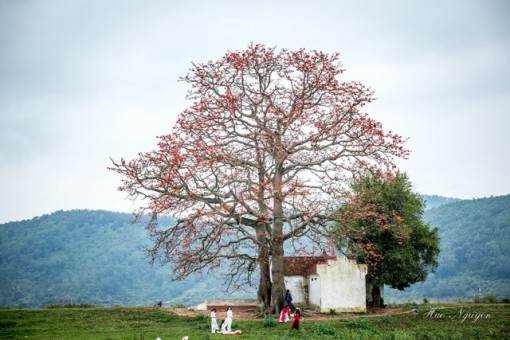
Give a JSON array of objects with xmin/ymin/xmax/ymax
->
[
  {"xmin": 110, "ymin": 43, "xmax": 408, "ymax": 310},
  {"xmin": 332, "ymin": 171, "xmax": 440, "ymax": 291}
]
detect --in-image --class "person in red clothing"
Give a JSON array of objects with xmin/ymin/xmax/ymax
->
[
  {"xmin": 290, "ymin": 308, "xmax": 301, "ymax": 330},
  {"xmin": 279, "ymin": 305, "xmax": 290, "ymax": 322}
]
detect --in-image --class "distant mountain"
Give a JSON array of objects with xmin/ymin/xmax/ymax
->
[
  {"xmin": 420, "ymin": 195, "xmax": 462, "ymax": 211},
  {"xmin": 386, "ymin": 195, "xmax": 510, "ymax": 302},
  {"xmin": 0, "ymin": 210, "xmax": 253, "ymax": 308},
  {"xmin": 1, "ymin": 195, "xmax": 509, "ymax": 307}
]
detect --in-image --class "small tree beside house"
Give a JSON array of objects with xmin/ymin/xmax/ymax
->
[{"xmin": 332, "ymin": 171, "xmax": 441, "ymax": 307}]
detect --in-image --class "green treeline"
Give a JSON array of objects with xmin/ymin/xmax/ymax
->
[
  {"xmin": 1, "ymin": 195, "xmax": 509, "ymax": 307},
  {"xmin": 386, "ymin": 194, "xmax": 510, "ymax": 301},
  {"xmin": 0, "ymin": 210, "xmax": 253, "ymax": 307}
]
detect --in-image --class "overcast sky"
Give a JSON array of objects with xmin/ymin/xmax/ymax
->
[{"xmin": 1, "ymin": 0, "xmax": 509, "ymax": 223}]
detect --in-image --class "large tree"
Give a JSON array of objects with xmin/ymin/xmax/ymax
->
[
  {"xmin": 110, "ymin": 44, "xmax": 408, "ymax": 312},
  {"xmin": 332, "ymin": 171, "xmax": 440, "ymax": 302}
]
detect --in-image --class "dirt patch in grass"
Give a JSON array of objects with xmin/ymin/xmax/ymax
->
[{"xmin": 159, "ymin": 306, "xmax": 412, "ymax": 320}]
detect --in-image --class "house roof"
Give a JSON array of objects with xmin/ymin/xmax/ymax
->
[{"xmin": 283, "ymin": 256, "xmax": 336, "ymax": 277}]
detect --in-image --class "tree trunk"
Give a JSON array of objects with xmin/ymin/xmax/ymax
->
[
  {"xmin": 270, "ymin": 237, "xmax": 285, "ymax": 314},
  {"xmin": 372, "ymin": 285, "xmax": 381, "ymax": 308},
  {"xmin": 270, "ymin": 161, "xmax": 286, "ymax": 313},
  {"xmin": 256, "ymin": 151, "xmax": 272, "ymax": 310},
  {"xmin": 269, "ymin": 133, "xmax": 287, "ymax": 314},
  {"xmin": 257, "ymin": 241, "xmax": 271, "ymax": 310}
]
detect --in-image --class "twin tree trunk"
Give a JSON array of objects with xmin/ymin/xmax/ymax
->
[
  {"xmin": 257, "ymin": 153, "xmax": 287, "ymax": 314},
  {"xmin": 256, "ymin": 238, "xmax": 285, "ymax": 314}
]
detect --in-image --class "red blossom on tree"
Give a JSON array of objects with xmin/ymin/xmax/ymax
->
[{"xmin": 109, "ymin": 43, "xmax": 409, "ymax": 312}]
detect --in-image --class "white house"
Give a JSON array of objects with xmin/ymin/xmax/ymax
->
[{"xmin": 282, "ymin": 256, "xmax": 368, "ymax": 313}]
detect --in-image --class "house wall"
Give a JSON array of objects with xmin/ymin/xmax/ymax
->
[
  {"xmin": 316, "ymin": 256, "xmax": 367, "ymax": 313},
  {"xmin": 308, "ymin": 275, "xmax": 321, "ymax": 307},
  {"xmin": 284, "ymin": 276, "xmax": 306, "ymax": 304}
]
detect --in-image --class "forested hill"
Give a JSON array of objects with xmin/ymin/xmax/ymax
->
[
  {"xmin": 421, "ymin": 195, "xmax": 462, "ymax": 211},
  {"xmin": 1, "ymin": 195, "xmax": 509, "ymax": 307},
  {"xmin": 386, "ymin": 194, "xmax": 510, "ymax": 302},
  {"xmin": 0, "ymin": 210, "xmax": 253, "ymax": 308}
]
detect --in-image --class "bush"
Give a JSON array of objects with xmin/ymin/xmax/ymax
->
[
  {"xmin": 347, "ymin": 318, "xmax": 372, "ymax": 330},
  {"xmin": 193, "ymin": 313, "xmax": 210, "ymax": 330},
  {"xmin": 311, "ymin": 322, "xmax": 336, "ymax": 336},
  {"xmin": 483, "ymin": 294, "xmax": 497, "ymax": 303},
  {"xmin": 193, "ymin": 314, "xmax": 206, "ymax": 321},
  {"xmin": 46, "ymin": 303, "xmax": 96, "ymax": 309},
  {"xmin": 263, "ymin": 314, "xmax": 276, "ymax": 328},
  {"xmin": 171, "ymin": 303, "xmax": 187, "ymax": 308},
  {"xmin": 385, "ymin": 301, "xmax": 419, "ymax": 309}
]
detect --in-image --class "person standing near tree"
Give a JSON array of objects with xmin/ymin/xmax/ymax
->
[
  {"xmin": 290, "ymin": 308, "xmax": 301, "ymax": 330},
  {"xmin": 279, "ymin": 305, "xmax": 290, "ymax": 322},
  {"xmin": 222, "ymin": 306, "xmax": 233, "ymax": 332},
  {"xmin": 285, "ymin": 289, "xmax": 293, "ymax": 311},
  {"xmin": 210, "ymin": 308, "xmax": 219, "ymax": 333}
]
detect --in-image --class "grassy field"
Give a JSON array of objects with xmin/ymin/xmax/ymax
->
[{"xmin": 0, "ymin": 303, "xmax": 509, "ymax": 339}]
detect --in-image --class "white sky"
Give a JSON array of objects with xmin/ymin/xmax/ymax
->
[{"xmin": 1, "ymin": 0, "xmax": 509, "ymax": 223}]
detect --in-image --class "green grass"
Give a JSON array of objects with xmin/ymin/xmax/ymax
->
[{"xmin": 0, "ymin": 304, "xmax": 508, "ymax": 339}]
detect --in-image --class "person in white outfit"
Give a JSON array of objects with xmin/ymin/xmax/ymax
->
[
  {"xmin": 210, "ymin": 308, "xmax": 219, "ymax": 333},
  {"xmin": 223, "ymin": 306, "xmax": 233, "ymax": 332}
]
